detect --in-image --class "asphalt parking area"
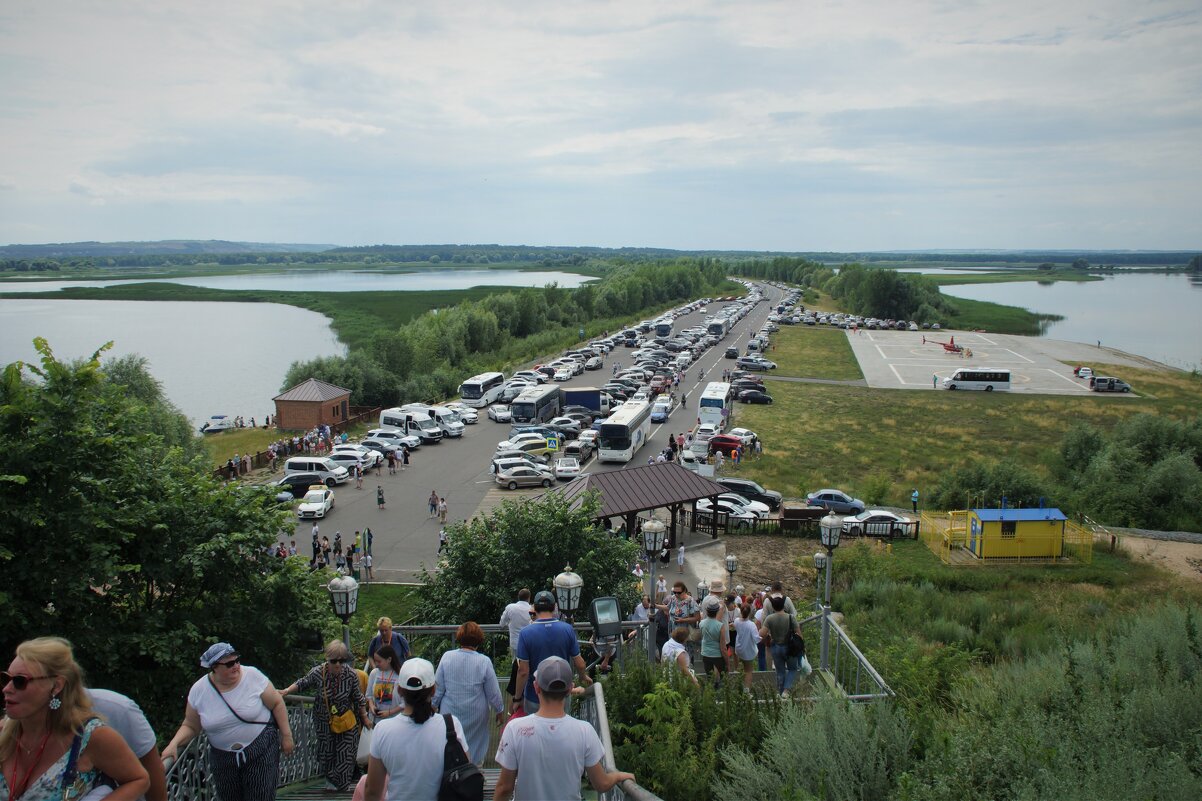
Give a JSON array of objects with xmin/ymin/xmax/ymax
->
[{"xmin": 844, "ymin": 329, "xmax": 1123, "ymax": 395}]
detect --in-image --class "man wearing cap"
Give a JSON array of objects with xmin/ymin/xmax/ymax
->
[
  {"xmin": 494, "ymin": 657, "xmax": 634, "ymax": 801},
  {"xmin": 513, "ymin": 591, "xmax": 591, "ymax": 715}
]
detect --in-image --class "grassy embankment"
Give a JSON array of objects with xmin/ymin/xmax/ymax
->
[{"xmin": 724, "ymin": 324, "xmax": 1202, "ymax": 505}]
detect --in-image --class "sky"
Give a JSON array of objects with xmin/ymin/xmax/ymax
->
[{"xmin": 1, "ymin": 0, "xmax": 1200, "ymax": 251}]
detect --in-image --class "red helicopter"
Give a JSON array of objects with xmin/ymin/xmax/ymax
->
[{"xmin": 922, "ymin": 334, "xmax": 963, "ymax": 353}]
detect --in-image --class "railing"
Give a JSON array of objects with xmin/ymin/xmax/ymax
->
[
  {"xmin": 209, "ymin": 406, "xmax": 382, "ymax": 480},
  {"xmin": 575, "ymin": 682, "xmax": 665, "ymax": 801},
  {"xmin": 798, "ymin": 607, "xmax": 893, "ymax": 702},
  {"xmin": 164, "ymin": 696, "xmax": 321, "ymax": 801}
]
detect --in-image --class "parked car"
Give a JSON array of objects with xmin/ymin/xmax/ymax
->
[
  {"xmin": 488, "ymin": 404, "xmax": 513, "ymax": 423},
  {"xmin": 554, "ymin": 457, "xmax": 582, "ymax": 480},
  {"xmin": 492, "ymin": 457, "xmax": 553, "ymax": 477},
  {"xmin": 1091, "ymin": 377, "xmax": 1132, "ymax": 393},
  {"xmin": 694, "ymin": 423, "xmax": 720, "ymax": 442},
  {"xmin": 562, "ymin": 405, "xmax": 598, "ymax": 421},
  {"xmin": 275, "ymin": 472, "xmax": 324, "ymax": 500},
  {"xmin": 578, "ymin": 429, "xmax": 599, "ymax": 446},
  {"xmin": 553, "ymin": 368, "xmax": 573, "ymax": 382},
  {"xmin": 725, "ymin": 428, "xmax": 758, "ymax": 447},
  {"xmin": 694, "ymin": 497, "xmax": 761, "ymax": 523},
  {"xmin": 296, "ymin": 487, "xmax": 335, "ymax": 519},
  {"xmin": 332, "ymin": 444, "xmax": 384, "ymax": 468},
  {"xmin": 841, "ymin": 510, "xmax": 913, "ymax": 537},
  {"xmin": 585, "ymin": 356, "xmax": 604, "ymax": 370},
  {"xmin": 496, "ymin": 465, "xmax": 554, "ymax": 490},
  {"xmin": 724, "ymin": 347, "xmax": 739, "ymax": 359},
  {"xmin": 492, "ymin": 449, "xmax": 549, "ymax": 468},
  {"xmin": 717, "ymin": 492, "xmax": 771, "ymax": 517},
  {"xmin": 736, "ymin": 356, "xmax": 777, "ymax": 371},
  {"xmin": 707, "ymin": 434, "xmax": 747, "ymax": 456},
  {"xmin": 366, "ymin": 428, "xmax": 421, "ymax": 450},
  {"xmin": 442, "ymin": 402, "xmax": 478, "ymax": 424},
  {"xmin": 716, "ymin": 477, "xmax": 781, "ymax": 511},
  {"xmin": 563, "ymin": 439, "xmax": 594, "ymax": 462},
  {"xmin": 546, "ymin": 417, "xmax": 583, "ymax": 437},
  {"xmin": 738, "ymin": 389, "xmax": 773, "ymax": 404},
  {"xmin": 360, "ymin": 437, "xmax": 400, "ymax": 457},
  {"xmin": 805, "ymin": 489, "xmax": 865, "ymax": 515}
]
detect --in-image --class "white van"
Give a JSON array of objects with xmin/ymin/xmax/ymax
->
[
  {"xmin": 283, "ymin": 457, "xmax": 350, "ymax": 486},
  {"xmin": 401, "ymin": 403, "xmax": 465, "ymax": 438},
  {"xmin": 379, "ymin": 407, "xmax": 444, "ymax": 443}
]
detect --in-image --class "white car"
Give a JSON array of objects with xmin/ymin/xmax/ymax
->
[
  {"xmin": 554, "ymin": 457, "xmax": 582, "ymax": 480},
  {"xmin": 695, "ymin": 497, "xmax": 761, "ymax": 522},
  {"xmin": 578, "ymin": 429, "xmax": 599, "ymax": 445},
  {"xmin": 296, "ymin": 487, "xmax": 335, "ymax": 519},
  {"xmin": 332, "ymin": 444, "xmax": 383, "ymax": 468},
  {"xmin": 717, "ymin": 492, "xmax": 770, "ymax": 517},
  {"xmin": 726, "ymin": 427, "xmax": 757, "ymax": 446},
  {"xmin": 497, "ymin": 432, "xmax": 549, "ymax": 451},
  {"xmin": 512, "ymin": 370, "xmax": 547, "ymax": 384},
  {"xmin": 366, "ymin": 428, "xmax": 421, "ymax": 449},
  {"xmin": 488, "ymin": 404, "xmax": 513, "ymax": 423},
  {"xmin": 694, "ymin": 423, "xmax": 720, "ymax": 442},
  {"xmin": 841, "ymin": 510, "xmax": 913, "ymax": 537},
  {"xmin": 442, "ymin": 403, "xmax": 478, "ymax": 424},
  {"xmin": 553, "ymin": 368, "xmax": 573, "ymax": 382}
]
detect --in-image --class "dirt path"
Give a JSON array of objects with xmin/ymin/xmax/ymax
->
[{"xmin": 1119, "ymin": 535, "xmax": 1202, "ymax": 584}]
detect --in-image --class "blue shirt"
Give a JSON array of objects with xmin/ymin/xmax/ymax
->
[{"xmin": 515, "ymin": 617, "xmax": 580, "ymax": 704}]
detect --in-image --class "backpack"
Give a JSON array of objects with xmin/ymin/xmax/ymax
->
[{"xmin": 438, "ymin": 715, "xmax": 484, "ymax": 801}]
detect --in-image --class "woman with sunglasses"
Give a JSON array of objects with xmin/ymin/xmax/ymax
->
[
  {"xmin": 161, "ymin": 643, "xmax": 293, "ymax": 801},
  {"xmin": 278, "ymin": 641, "xmax": 369, "ymax": 793},
  {"xmin": 1, "ymin": 637, "xmax": 149, "ymax": 801}
]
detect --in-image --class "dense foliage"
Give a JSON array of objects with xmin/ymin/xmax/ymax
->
[
  {"xmin": 0, "ymin": 341, "xmax": 331, "ymax": 733},
  {"xmin": 282, "ymin": 259, "xmax": 730, "ymax": 406},
  {"xmin": 412, "ymin": 492, "xmax": 640, "ymax": 625}
]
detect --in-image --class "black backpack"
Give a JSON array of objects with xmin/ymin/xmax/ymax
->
[{"xmin": 438, "ymin": 715, "xmax": 484, "ymax": 801}]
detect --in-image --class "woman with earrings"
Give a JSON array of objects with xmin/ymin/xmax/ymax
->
[
  {"xmin": 161, "ymin": 642, "xmax": 293, "ymax": 801},
  {"xmin": 1, "ymin": 637, "xmax": 149, "ymax": 801}
]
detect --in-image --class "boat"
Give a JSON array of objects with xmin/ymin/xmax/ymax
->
[{"xmin": 199, "ymin": 415, "xmax": 236, "ymax": 434}]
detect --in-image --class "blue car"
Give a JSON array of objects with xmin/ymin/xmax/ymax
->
[{"xmin": 650, "ymin": 401, "xmax": 672, "ymax": 422}]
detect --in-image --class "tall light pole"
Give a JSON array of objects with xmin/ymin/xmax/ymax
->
[
  {"xmin": 818, "ymin": 514, "xmax": 841, "ymax": 672},
  {"xmin": 327, "ymin": 575, "xmax": 360, "ymax": 653},
  {"xmin": 641, "ymin": 520, "xmax": 667, "ymax": 662},
  {"xmin": 724, "ymin": 553, "xmax": 739, "ymax": 597}
]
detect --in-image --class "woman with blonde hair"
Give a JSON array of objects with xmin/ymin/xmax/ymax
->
[
  {"xmin": 432, "ymin": 622, "xmax": 503, "ymax": 766},
  {"xmin": 279, "ymin": 641, "xmax": 370, "ymax": 792},
  {"xmin": 1, "ymin": 637, "xmax": 149, "ymax": 801}
]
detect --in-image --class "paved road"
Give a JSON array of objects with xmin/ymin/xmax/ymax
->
[{"xmin": 288, "ymin": 283, "xmax": 786, "ymax": 582}]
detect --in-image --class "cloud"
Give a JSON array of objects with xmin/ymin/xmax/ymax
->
[{"xmin": 293, "ymin": 117, "xmax": 386, "ymax": 139}]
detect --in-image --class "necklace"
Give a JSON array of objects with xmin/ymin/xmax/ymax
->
[{"xmin": 9, "ymin": 729, "xmax": 52, "ymax": 801}]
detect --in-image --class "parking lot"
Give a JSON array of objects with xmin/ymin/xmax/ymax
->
[{"xmin": 845, "ymin": 329, "xmax": 1142, "ymax": 396}]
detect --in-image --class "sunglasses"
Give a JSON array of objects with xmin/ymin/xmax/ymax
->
[
  {"xmin": 327, "ymin": 658, "xmax": 348, "ymax": 664},
  {"xmin": 672, "ymin": 590, "xmax": 683, "ymax": 595},
  {"xmin": 215, "ymin": 657, "xmax": 241, "ymax": 669},
  {"xmin": 0, "ymin": 672, "xmax": 55, "ymax": 691}
]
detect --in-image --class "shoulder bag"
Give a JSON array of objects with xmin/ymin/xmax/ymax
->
[
  {"xmin": 207, "ymin": 676, "xmax": 272, "ymax": 725},
  {"xmin": 323, "ymin": 667, "xmax": 358, "ymax": 734},
  {"xmin": 438, "ymin": 715, "xmax": 484, "ymax": 801},
  {"xmin": 786, "ymin": 614, "xmax": 806, "ymax": 659}
]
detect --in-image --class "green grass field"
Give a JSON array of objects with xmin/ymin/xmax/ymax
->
[
  {"xmin": 723, "ymin": 362, "xmax": 1202, "ymax": 505},
  {"xmin": 767, "ymin": 325, "xmax": 864, "ymax": 381}
]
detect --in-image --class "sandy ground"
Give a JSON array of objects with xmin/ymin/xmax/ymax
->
[{"xmin": 1119, "ymin": 535, "xmax": 1202, "ymax": 584}]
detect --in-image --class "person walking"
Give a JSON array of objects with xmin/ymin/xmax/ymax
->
[
  {"xmin": 677, "ymin": 543, "xmax": 685, "ymax": 573},
  {"xmin": 659, "ymin": 628, "xmax": 699, "ymax": 687},
  {"xmin": 761, "ymin": 597, "xmax": 802, "ymax": 697},
  {"xmin": 86, "ymin": 687, "xmax": 168, "ymax": 801},
  {"xmin": 362, "ymin": 552, "xmax": 373, "ymax": 581},
  {"xmin": 733, "ymin": 604, "xmax": 761, "ymax": 692},
  {"xmin": 376, "ymin": 486, "xmax": 385, "ymax": 510},
  {"xmin": 368, "ymin": 618, "xmax": 410, "ymax": 665},
  {"xmin": 400, "ymin": 445, "xmax": 409, "ymax": 470},
  {"xmin": 386, "ymin": 450, "xmax": 396, "ymax": 475},
  {"xmin": 493, "ymin": 657, "xmax": 634, "ymax": 801},
  {"xmin": 656, "ymin": 581, "xmax": 701, "ymax": 661},
  {"xmin": 162, "ymin": 642, "xmax": 293, "ymax": 801},
  {"xmin": 437, "ymin": 528, "xmax": 447, "ymax": 554},
  {"xmin": 437, "ymin": 497, "xmax": 448, "ymax": 524},
  {"xmin": 698, "ymin": 597, "xmax": 729, "ymax": 687},
  {"xmin": 433, "ymin": 622, "xmax": 504, "ymax": 766},
  {"xmin": 427, "ymin": 490, "xmax": 438, "ymax": 519},
  {"xmin": 365, "ymin": 647, "xmax": 402, "ymax": 724},
  {"xmin": 278, "ymin": 641, "xmax": 370, "ymax": 792},
  {"xmin": 354, "ymin": 463, "xmax": 363, "ymax": 490},
  {"xmin": 911, "ymin": 488, "xmax": 919, "ymax": 514},
  {"xmin": 512, "ymin": 591, "xmax": 592, "ymax": 715},
  {"xmin": 2, "ymin": 638, "xmax": 151, "ymax": 801}
]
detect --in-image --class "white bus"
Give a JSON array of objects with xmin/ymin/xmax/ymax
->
[
  {"xmin": 458, "ymin": 371, "xmax": 506, "ymax": 408},
  {"xmin": 941, "ymin": 368, "xmax": 1011, "ymax": 392},
  {"xmin": 697, "ymin": 382, "xmax": 732, "ymax": 430},
  {"xmin": 706, "ymin": 319, "xmax": 728, "ymax": 339},
  {"xmin": 598, "ymin": 401, "xmax": 653, "ymax": 463},
  {"xmin": 654, "ymin": 318, "xmax": 674, "ymax": 338},
  {"xmin": 510, "ymin": 384, "xmax": 562, "ymax": 424}
]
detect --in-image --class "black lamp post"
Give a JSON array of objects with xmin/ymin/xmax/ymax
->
[
  {"xmin": 641, "ymin": 520, "xmax": 667, "ymax": 661},
  {"xmin": 553, "ymin": 565, "xmax": 584, "ymax": 620},
  {"xmin": 724, "ymin": 553, "xmax": 739, "ymax": 593},
  {"xmin": 818, "ymin": 514, "xmax": 842, "ymax": 671}
]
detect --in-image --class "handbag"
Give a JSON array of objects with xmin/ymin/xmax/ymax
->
[
  {"xmin": 786, "ymin": 615, "xmax": 806, "ymax": 659},
  {"xmin": 438, "ymin": 715, "xmax": 484, "ymax": 801},
  {"xmin": 323, "ymin": 668, "xmax": 359, "ymax": 734}
]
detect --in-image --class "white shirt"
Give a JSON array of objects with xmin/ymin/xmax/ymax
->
[
  {"xmin": 734, "ymin": 618, "xmax": 761, "ymax": 661},
  {"xmin": 499, "ymin": 600, "xmax": 534, "ymax": 645},
  {"xmin": 495, "ymin": 714, "xmax": 604, "ymax": 801},
  {"xmin": 371, "ymin": 713, "xmax": 468, "ymax": 801},
  {"xmin": 186, "ymin": 666, "xmax": 271, "ymax": 752},
  {"xmin": 662, "ymin": 639, "xmax": 689, "ymax": 667},
  {"xmin": 630, "ymin": 604, "xmax": 650, "ymax": 623}
]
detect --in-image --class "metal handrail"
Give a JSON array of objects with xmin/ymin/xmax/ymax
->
[{"xmin": 575, "ymin": 682, "xmax": 664, "ymax": 801}]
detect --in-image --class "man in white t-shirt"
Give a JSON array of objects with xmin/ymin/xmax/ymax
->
[
  {"xmin": 87, "ymin": 689, "xmax": 166, "ymax": 801},
  {"xmin": 499, "ymin": 588, "xmax": 535, "ymax": 698},
  {"xmin": 493, "ymin": 657, "xmax": 634, "ymax": 801}
]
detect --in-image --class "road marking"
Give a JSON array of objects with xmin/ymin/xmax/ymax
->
[{"xmin": 1047, "ymin": 369, "xmax": 1090, "ymax": 389}]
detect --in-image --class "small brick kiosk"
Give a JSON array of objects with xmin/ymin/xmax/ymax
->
[{"xmin": 273, "ymin": 378, "xmax": 351, "ymax": 431}]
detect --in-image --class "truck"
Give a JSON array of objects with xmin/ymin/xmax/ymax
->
[{"xmin": 561, "ymin": 386, "xmax": 613, "ymax": 415}]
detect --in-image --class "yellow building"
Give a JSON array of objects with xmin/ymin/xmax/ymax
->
[{"xmin": 968, "ymin": 508, "xmax": 1067, "ymax": 560}]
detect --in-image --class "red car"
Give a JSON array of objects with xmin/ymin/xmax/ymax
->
[{"xmin": 708, "ymin": 434, "xmax": 745, "ymax": 457}]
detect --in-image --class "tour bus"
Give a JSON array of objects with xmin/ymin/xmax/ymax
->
[
  {"xmin": 379, "ymin": 407, "xmax": 444, "ymax": 443},
  {"xmin": 597, "ymin": 400, "xmax": 653, "ymax": 463},
  {"xmin": 654, "ymin": 318, "xmax": 674, "ymax": 338},
  {"xmin": 697, "ymin": 382, "xmax": 732, "ymax": 430},
  {"xmin": 457, "ymin": 371, "xmax": 506, "ymax": 408},
  {"xmin": 706, "ymin": 319, "xmax": 728, "ymax": 339},
  {"xmin": 510, "ymin": 384, "xmax": 563, "ymax": 424},
  {"xmin": 941, "ymin": 368, "xmax": 1012, "ymax": 392}
]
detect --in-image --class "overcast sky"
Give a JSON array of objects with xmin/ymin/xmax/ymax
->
[{"xmin": 1, "ymin": 0, "xmax": 1199, "ymax": 251}]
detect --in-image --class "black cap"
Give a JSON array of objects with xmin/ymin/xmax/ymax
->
[{"xmin": 533, "ymin": 590, "xmax": 556, "ymax": 611}]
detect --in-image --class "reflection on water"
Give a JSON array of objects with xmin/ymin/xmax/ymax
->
[
  {"xmin": 0, "ymin": 299, "xmax": 344, "ymax": 425},
  {"xmin": 942, "ymin": 272, "xmax": 1202, "ymax": 370}
]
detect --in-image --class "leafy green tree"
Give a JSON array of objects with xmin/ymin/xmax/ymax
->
[
  {"xmin": 0, "ymin": 339, "xmax": 331, "ymax": 732},
  {"xmin": 413, "ymin": 492, "xmax": 640, "ymax": 624},
  {"xmin": 1071, "ymin": 257, "xmax": 1090, "ymax": 270}
]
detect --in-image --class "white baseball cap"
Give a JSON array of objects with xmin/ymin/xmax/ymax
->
[{"xmin": 398, "ymin": 658, "xmax": 436, "ymax": 690}]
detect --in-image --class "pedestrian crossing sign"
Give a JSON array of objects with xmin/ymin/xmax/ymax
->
[{"xmin": 546, "ymin": 436, "xmax": 559, "ymax": 450}]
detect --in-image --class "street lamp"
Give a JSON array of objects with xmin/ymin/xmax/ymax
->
[
  {"xmin": 813, "ymin": 552, "xmax": 827, "ymax": 608},
  {"xmin": 696, "ymin": 579, "xmax": 709, "ymax": 603},
  {"xmin": 553, "ymin": 565, "xmax": 584, "ymax": 619},
  {"xmin": 327, "ymin": 575, "xmax": 360, "ymax": 652},
  {"xmin": 724, "ymin": 553, "xmax": 739, "ymax": 593},
  {"xmin": 641, "ymin": 520, "xmax": 667, "ymax": 662},
  {"xmin": 817, "ymin": 514, "xmax": 842, "ymax": 672}
]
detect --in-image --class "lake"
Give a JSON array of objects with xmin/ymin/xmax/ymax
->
[
  {"xmin": 941, "ymin": 272, "xmax": 1202, "ymax": 370},
  {"xmin": 0, "ymin": 299, "xmax": 344, "ymax": 427},
  {"xmin": 0, "ymin": 268, "xmax": 595, "ymax": 293}
]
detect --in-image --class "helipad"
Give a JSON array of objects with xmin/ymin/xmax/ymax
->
[{"xmin": 844, "ymin": 329, "xmax": 1140, "ymax": 395}]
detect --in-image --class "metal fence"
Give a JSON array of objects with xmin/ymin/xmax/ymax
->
[
  {"xmin": 575, "ymin": 682, "xmax": 665, "ymax": 801},
  {"xmin": 164, "ymin": 696, "xmax": 322, "ymax": 801},
  {"xmin": 797, "ymin": 609, "xmax": 894, "ymax": 702},
  {"xmin": 920, "ymin": 510, "xmax": 1093, "ymax": 565}
]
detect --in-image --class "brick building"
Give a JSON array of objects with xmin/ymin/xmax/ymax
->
[{"xmin": 273, "ymin": 378, "xmax": 352, "ymax": 431}]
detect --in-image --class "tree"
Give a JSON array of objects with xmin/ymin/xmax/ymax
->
[
  {"xmin": 413, "ymin": 492, "xmax": 640, "ymax": 624},
  {"xmin": 1071, "ymin": 258, "xmax": 1090, "ymax": 270},
  {"xmin": 0, "ymin": 340, "xmax": 331, "ymax": 733},
  {"xmin": 1188, "ymin": 254, "xmax": 1202, "ymax": 273},
  {"xmin": 1037, "ymin": 263, "xmax": 1055, "ymax": 272}
]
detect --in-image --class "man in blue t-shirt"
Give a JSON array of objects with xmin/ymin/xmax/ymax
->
[{"xmin": 513, "ymin": 591, "xmax": 592, "ymax": 713}]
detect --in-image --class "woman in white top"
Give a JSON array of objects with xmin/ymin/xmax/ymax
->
[
  {"xmin": 660, "ymin": 627, "xmax": 698, "ymax": 688},
  {"xmin": 366, "ymin": 647, "xmax": 402, "ymax": 723},
  {"xmin": 363, "ymin": 659, "xmax": 469, "ymax": 801},
  {"xmin": 161, "ymin": 643, "xmax": 294, "ymax": 801},
  {"xmin": 733, "ymin": 604, "xmax": 762, "ymax": 691}
]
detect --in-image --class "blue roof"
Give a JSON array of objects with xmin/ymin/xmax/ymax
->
[{"xmin": 973, "ymin": 508, "xmax": 1067, "ymax": 522}]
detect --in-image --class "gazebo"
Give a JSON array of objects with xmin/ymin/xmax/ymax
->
[{"xmin": 545, "ymin": 461, "xmax": 728, "ymax": 547}]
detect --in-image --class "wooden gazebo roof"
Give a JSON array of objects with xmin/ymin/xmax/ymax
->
[{"xmin": 543, "ymin": 462, "xmax": 726, "ymax": 519}]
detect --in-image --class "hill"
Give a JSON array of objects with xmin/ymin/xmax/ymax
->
[{"xmin": 0, "ymin": 240, "xmax": 338, "ymax": 259}]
